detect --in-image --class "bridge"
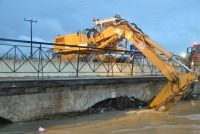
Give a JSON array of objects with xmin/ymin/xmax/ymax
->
[{"xmin": 0, "ymin": 38, "xmax": 198, "ymax": 122}]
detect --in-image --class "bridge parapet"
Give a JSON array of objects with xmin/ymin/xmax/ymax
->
[{"xmin": 0, "ymin": 38, "xmax": 162, "ymax": 78}]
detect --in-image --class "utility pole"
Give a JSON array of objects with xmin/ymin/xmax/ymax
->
[{"xmin": 24, "ymin": 18, "xmax": 37, "ymax": 58}]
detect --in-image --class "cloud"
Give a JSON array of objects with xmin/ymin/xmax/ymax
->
[
  {"xmin": 0, "ymin": 26, "xmax": 17, "ymax": 38},
  {"xmin": 18, "ymin": 35, "xmax": 47, "ymax": 42},
  {"xmin": 24, "ymin": 18, "xmax": 67, "ymax": 42},
  {"xmin": 41, "ymin": 19, "xmax": 64, "ymax": 33},
  {"xmin": 37, "ymin": 18, "xmax": 66, "ymax": 34},
  {"xmin": 18, "ymin": 35, "xmax": 53, "ymax": 49}
]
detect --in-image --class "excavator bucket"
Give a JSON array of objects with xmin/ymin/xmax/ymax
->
[{"xmin": 149, "ymin": 72, "xmax": 198, "ymax": 112}]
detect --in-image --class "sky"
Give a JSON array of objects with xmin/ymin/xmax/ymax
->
[{"xmin": 0, "ymin": 0, "xmax": 199, "ymax": 55}]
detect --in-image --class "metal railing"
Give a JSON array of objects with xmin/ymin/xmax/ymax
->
[{"xmin": 0, "ymin": 38, "xmax": 167, "ymax": 79}]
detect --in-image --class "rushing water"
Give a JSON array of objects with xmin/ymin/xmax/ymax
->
[{"xmin": 0, "ymin": 100, "xmax": 200, "ymax": 134}]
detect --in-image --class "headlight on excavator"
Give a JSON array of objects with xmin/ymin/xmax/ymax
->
[
  {"xmin": 115, "ymin": 29, "xmax": 122, "ymax": 35},
  {"xmin": 191, "ymin": 61, "xmax": 194, "ymax": 66}
]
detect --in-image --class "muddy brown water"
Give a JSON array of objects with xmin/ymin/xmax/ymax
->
[{"xmin": 0, "ymin": 100, "xmax": 200, "ymax": 134}]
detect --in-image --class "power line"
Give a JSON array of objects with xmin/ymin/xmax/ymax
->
[
  {"xmin": 0, "ymin": 0, "xmax": 96, "ymax": 29},
  {"xmin": 0, "ymin": 0, "xmax": 106, "ymax": 30},
  {"xmin": 141, "ymin": 3, "xmax": 200, "ymax": 27},
  {"xmin": 38, "ymin": 0, "xmax": 98, "ymax": 17},
  {"xmin": 39, "ymin": 0, "xmax": 107, "ymax": 18},
  {"xmin": 153, "ymin": 4, "xmax": 199, "ymax": 21}
]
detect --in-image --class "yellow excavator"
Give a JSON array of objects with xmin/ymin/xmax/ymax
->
[{"xmin": 54, "ymin": 15, "xmax": 198, "ymax": 112}]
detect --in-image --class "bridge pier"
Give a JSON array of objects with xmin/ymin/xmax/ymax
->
[{"xmin": 0, "ymin": 76, "xmax": 166, "ymax": 122}]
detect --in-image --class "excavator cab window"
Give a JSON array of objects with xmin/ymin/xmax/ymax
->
[
  {"xmin": 187, "ymin": 47, "xmax": 192, "ymax": 54},
  {"xmin": 192, "ymin": 45, "xmax": 200, "ymax": 53}
]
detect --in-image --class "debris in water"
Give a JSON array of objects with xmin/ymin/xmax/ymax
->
[
  {"xmin": 158, "ymin": 106, "xmax": 166, "ymax": 112},
  {"xmin": 38, "ymin": 127, "xmax": 46, "ymax": 132},
  {"xmin": 39, "ymin": 96, "xmax": 147, "ymax": 119},
  {"xmin": 87, "ymin": 96, "xmax": 147, "ymax": 113},
  {"xmin": 191, "ymin": 100, "xmax": 196, "ymax": 106}
]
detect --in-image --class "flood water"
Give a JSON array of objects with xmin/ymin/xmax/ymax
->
[{"xmin": 0, "ymin": 100, "xmax": 200, "ymax": 134}]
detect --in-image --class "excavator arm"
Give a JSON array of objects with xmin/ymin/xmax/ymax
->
[{"xmin": 54, "ymin": 16, "xmax": 198, "ymax": 112}]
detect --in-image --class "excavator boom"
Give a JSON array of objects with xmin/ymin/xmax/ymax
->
[{"xmin": 54, "ymin": 16, "xmax": 198, "ymax": 111}]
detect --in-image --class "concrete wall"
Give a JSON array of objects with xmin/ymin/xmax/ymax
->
[
  {"xmin": 194, "ymin": 81, "xmax": 200, "ymax": 95},
  {"xmin": 0, "ymin": 60, "xmax": 160, "ymax": 78},
  {"xmin": 0, "ymin": 77, "xmax": 165, "ymax": 122}
]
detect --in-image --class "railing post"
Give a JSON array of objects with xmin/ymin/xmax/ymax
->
[
  {"xmin": 107, "ymin": 52, "xmax": 111, "ymax": 77},
  {"xmin": 142, "ymin": 56, "xmax": 144, "ymax": 73},
  {"xmin": 38, "ymin": 44, "xmax": 41, "ymax": 78},
  {"xmin": 131, "ymin": 55, "xmax": 134, "ymax": 76},
  {"xmin": 58, "ymin": 51, "xmax": 62, "ymax": 73},
  {"xmin": 150, "ymin": 64, "xmax": 153, "ymax": 76},
  {"xmin": 76, "ymin": 47, "xmax": 80, "ymax": 78},
  {"xmin": 38, "ymin": 43, "xmax": 43, "ymax": 78},
  {"xmin": 14, "ymin": 45, "xmax": 17, "ymax": 72},
  {"xmin": 111, "ymin": 53, "xmax": 114, "ymax": 77},
  {"xmin": 41, "ymin": 44, "xmax": 44, "ymax": 78},
  {"xmin": 112, "ymin": 61, "xmax": 114, "ymax": 77}
]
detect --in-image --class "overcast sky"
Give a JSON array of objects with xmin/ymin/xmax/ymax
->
[{"xmin": 0, "ymin": 0, "xmax": 199, "ymax": 54}]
